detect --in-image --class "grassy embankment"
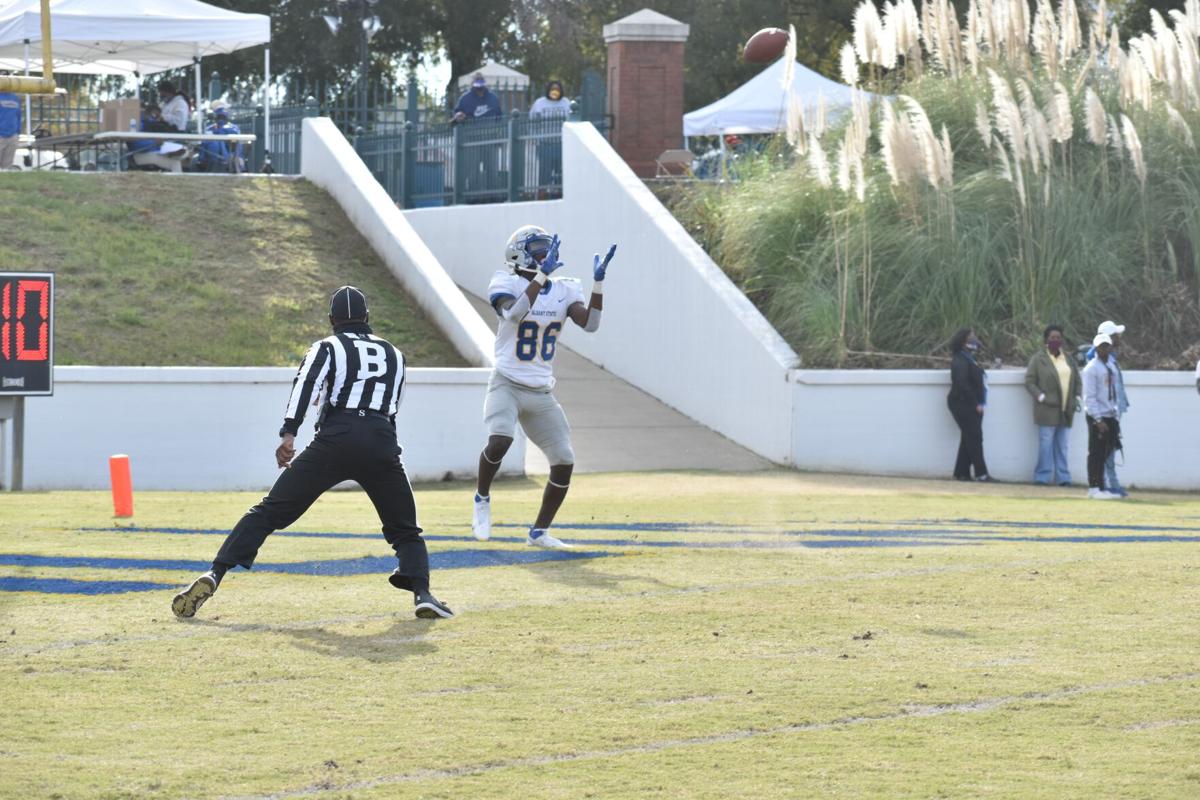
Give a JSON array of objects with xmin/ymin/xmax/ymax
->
[{"xmin": 0, "ymin": 172, "xmax": 465, "ymax": 366}]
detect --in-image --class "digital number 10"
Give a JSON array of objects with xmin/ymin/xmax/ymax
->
[{"xmin": 1, "ymin": 279, "xmax": 50, "ymax": 362}]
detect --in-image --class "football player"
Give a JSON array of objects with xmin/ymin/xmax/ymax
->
[{"xmin": 472, "ymin": 225, "xmax": 616, "ymax": 548}]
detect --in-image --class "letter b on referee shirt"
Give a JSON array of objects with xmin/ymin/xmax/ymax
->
[{"xmin": 353, "ymin": 340, "xmax": 387, "ymax": 379}]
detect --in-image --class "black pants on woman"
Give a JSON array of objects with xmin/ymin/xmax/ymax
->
[
  {"xmin": 213, "ymin": 410, "xmax": 430, "ymax": 593},
  {"xmin": 1086, "ymin": 415, "xmax": 1120, "ymax": 490},
  {"xmin": 949, "ymin": 401, "xmax": 988, "ymax": 479}
]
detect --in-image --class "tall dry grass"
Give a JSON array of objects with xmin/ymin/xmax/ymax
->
[{"xmin": 668, "ymin": 0, "xmax": 1200, "ymax": 367}]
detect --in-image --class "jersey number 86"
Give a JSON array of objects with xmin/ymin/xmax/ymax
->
[{"xmin": 516, "ymin": 321, "xmax": 562, "ymax": 362}]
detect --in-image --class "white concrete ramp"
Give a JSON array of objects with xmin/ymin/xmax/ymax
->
[{"xmin": 462, "ymin": 292, "xmax": 770, "ymax": 474}]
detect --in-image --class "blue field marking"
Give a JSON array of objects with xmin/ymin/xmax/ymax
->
[
  {"xmin": 81, "ymin": 521, "xmax": 735, "ymax": 537},
  {"xmin": 72, "ymin": 523, "xmax": 1200, "ymax": 549},
  {"xmin": 82, "ymin": 526, "xmax": 381, "ymax": 540},
  {"xmin": 0, "ymin": 576, "xmax": 174, "ymax": 594},
  {"xmin": 0, "ymin": 548, "xmax": 608, "ymax": 577},
  {"xmin": 899, "ymin": 518, "xmax": 1200, "ymax": 533}
]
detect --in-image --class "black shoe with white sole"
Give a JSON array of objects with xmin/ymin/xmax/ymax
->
[
  {"xmin": 172, "ymin": 572, "xmax": 217, "ymax": 619},
  {"xmin": 414, "ymin": 593, "xmax": 454, "ymax": 619}
]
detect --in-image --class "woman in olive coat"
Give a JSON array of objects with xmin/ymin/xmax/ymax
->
[{"xmin": 1024, "ymin": 324, "xmax": 1082, "ymax": 485}]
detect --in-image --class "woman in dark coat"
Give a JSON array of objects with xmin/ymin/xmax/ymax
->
[{"xmin": 947, "ymin": 327, "xmax": 992, "ymax": 481}]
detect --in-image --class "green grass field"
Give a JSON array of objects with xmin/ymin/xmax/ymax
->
[{"xmin": 2, "ymin": 472, "xmax": 1198, "ymax": 799}]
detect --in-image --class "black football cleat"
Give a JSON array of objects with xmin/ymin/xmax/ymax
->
[
  {"xmin": 414, "ymin": 593, "xmax": 455, "ymax": 619},
  {"xmin": 172, "ymin": 572, "xmax": 217, "ymax": 619}
]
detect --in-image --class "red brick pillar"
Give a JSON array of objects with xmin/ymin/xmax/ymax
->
[{"xmin": 603, "ymin": 9, "xmax": 690, "ymax": 178}]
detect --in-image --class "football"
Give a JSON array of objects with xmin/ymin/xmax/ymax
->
[{"xmin": 742, "ymin": 27, "xmax": 789, "ymax": 63}]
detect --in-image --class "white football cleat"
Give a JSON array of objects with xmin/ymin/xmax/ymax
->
[
  {"xmin": 527, "ymin": 528, "xmax": 572, "ymax": 549},
  {"xmin": 472, "ymin": 493, "xmax": 491, "ymax": 541},
  {"xmin": 1087, "ymin": 488, "xmax": 1118, "ymax": 500}
]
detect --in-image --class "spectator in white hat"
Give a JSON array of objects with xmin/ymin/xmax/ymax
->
[
  {"xmin": 1082, "ymin": 334, "xmax": 1122, "ymax": 499},
  {"xmin": 1085, "ymin": 320, "xmax": 1129, "ymax": 496}
]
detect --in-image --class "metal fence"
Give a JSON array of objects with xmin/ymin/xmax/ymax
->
[
  {"xmin": 17, "ymin": 71, "xmax": 611, "ymax": 210},
  {"xmin": 354, "ymin": 111, "xmax": 606, "ymax": 208}
]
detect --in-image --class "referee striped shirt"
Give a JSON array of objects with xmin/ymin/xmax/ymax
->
[{"xmin": 280, "ymin": 326, "xmax": 406, "ymax": 435}]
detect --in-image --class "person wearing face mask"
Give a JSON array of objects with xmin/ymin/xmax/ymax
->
[
  {"xmin": 1084, "ymin": 321, "xmax": 1130, "ymax": 496},
  {"xmin": 1082, "ymin": 334, "xmax": 1122, "ymax": 499},
  {"xmin": 947, "ymin": 327, "xmax": 993, "ymax": 482},
  {"xmin": 1024, "ymin": 324, "xmax": 1082, "ymax": 486},
  {"xmin": 530, "ymin": 79, "xmax": 571, "ymax": 117},
  {"xmin": 529, "ymin": 80, "xmax": 572, "ymax": 196},
  {"xmin": 451, "ymin": 73, "xmax": 501, "ymax": 124}
]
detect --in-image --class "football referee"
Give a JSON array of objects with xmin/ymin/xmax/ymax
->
[{"xmin": 172, "ymin": 286, "xmax": 453, "ymax": 620}]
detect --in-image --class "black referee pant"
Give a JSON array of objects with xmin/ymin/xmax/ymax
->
[{"xmin": 214, "ymin": 410, "xmax": 430, "ymax": 593}]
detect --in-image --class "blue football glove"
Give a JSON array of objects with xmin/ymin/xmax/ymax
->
[
  {"xmin": 593, "ymin": 244, "xmax": 617, "ymax": 281},
  {"xmin": 539, "ymin": 234, "xmax": 563, "ymax": 276}
]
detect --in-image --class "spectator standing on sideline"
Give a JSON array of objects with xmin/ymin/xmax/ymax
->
[
  {"xmin": 451, "ymin": 74, "xmax": 501, "ymax": 124},
  {"xmin": 947, "ymin": 327, "xmax": 993, "ymax": 482},
  {"xmin": 1082, "ymin": 333, "xmax": 1122, "ymax": 500},
  {"xmin": 0, "ymin": 90, "xmax": 21, "ymax": 169},
  {"xmin": 1085, "ymin": 320, "xmax": 1130, "ymax": 496},
  {"xmin": 1024, "ymin": 324, "xmax": 1082, "ymax": 486},
  {"xmin": 529, "ymin": 80, "xmax": 571, "ymax": 195},
  {"xmin": 171, "ymin": 286, "xmax": 454, "ymax": 621}
]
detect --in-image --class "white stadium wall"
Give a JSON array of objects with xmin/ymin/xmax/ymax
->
[
  {"xmin": 19, "ymin": 367, "xmax": 523, "ymax": 490},
  {"xmin": 790, "ymin": 369, "xmax": 1200, "ymax": 490},
  {"xmin": 301, "ymin": 115, "xmax": 1200, "ymax": 491},
  {"xmin": 299, "ymin": 117, "xmax": 495, "ymax": 368},
  {"xmin": 404, "ymin": 122, "xmax": 801, "ymax": 464}
]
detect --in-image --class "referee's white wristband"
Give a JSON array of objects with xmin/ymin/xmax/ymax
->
[
  {"xmin": 592, "ymin": 279, "xmax": 604, "ymax": 295},
  {"xmin": 532, "ymin": 271, "xmax": 548, "ymax": 285}
]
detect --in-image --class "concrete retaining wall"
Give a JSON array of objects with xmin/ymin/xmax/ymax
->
[
  {"xmin": 790, "ymin": 369, "xmax": 1200, "ymax": 490},
  {"xmin": 16, "ymin": 366, "xmax": 523, "ymax": 490},
  {"xmin": 405, "ymin": 122, "xmax": 800, "ymax": 463},
  {"xmin": 299, "ymin": 117, "xmax": 494, "ymax": 368}
]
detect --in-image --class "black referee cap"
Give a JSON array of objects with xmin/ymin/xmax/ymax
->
[{"xmin": 330, "ymin": 285, "xmax": 368, "ymax": 322}]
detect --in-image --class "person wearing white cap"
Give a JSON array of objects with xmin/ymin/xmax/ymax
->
[
  {"xmin": 1086, "ymin": 320, "xmax": 1130, "ymax": 496},
  {"xmin": 1082, "ymin": 334, "xmax": 1122, "ymax": 499}
]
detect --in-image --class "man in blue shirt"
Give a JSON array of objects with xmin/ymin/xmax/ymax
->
[
  {"xmin": 1084, "ymin": 320, "xmax": 1130, "ymax": 496},
  {"xmin": 195, "ymin": 106, "xmax": 243, "ymax": 172},
  {"xmin": 0, "ymin": 91, "xmax": 22, "ymax": 169},
  {"xmin": 451, "ymin": 74, "xmax": 501, "ymax": 123}
]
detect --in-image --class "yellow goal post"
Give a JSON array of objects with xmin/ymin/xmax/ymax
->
[{"xmin": 0, "ymin": 0, "xmax": 59, "ymax": 96}]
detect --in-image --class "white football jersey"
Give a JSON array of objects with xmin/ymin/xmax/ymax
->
[{"xmin": 487, "ymin": 270, "xmax": 586, "ymax": 389}]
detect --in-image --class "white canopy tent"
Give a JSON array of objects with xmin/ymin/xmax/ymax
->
[
  {"xmin": 0, "ymin": 0, "xmax": 270, "ymax": 139},
  {"xmin": 683, "ymin": 56, "xmax": 860, "ymax": 138}
]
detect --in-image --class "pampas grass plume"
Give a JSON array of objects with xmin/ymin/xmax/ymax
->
[
  {"xmin": 1084, "ymin": 87, "xmax": 1107, "ymax": 146},
  {"xmin": 1121, "ymin": 113, "xmax": 1147, "ymax": 187}
]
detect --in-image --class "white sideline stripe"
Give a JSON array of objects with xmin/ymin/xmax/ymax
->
[{"xmin": 223, "ymin": 671, "xmax": 1200, "ymax": 800}]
